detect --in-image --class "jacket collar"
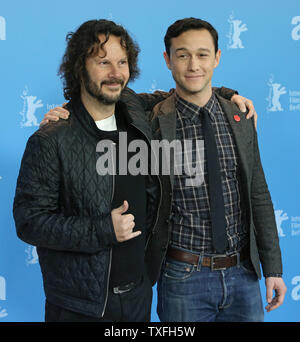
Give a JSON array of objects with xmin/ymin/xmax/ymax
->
[
  {"xmin": 153, "ymin": 91, "xmax": 252, "ymax": 144},
  {"xmin": 67, "ymin": 95, "xmax": 153, "ymax": 142},
  {"xmin": 152, "ymin": 91, "xmax": 253, "ymax": 187}
]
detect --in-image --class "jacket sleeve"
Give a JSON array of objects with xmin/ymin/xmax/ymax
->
[
  {"xmin": 213, "ymin": 86, "xmax": 238, "ymax": 100},
  {"xmin": 250, "ymin": 122, "xmax": 283, "ymax": 276},
  {"xmin": 13, "ymin": 133, "xmax": 117, "ymax": 254}
]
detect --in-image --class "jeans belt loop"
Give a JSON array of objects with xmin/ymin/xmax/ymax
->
[
  {"xmin": 236, "ymin": 250, "xmax": 241, "ymax": 268},
  {"xmin": 196, "ymin": 253, "xmax": 203, "ymax": 271}
]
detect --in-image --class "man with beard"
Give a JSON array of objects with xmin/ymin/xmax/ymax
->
[{"xmin": 13, "ymin": 19, "xmax": 159, "ymax": 322}]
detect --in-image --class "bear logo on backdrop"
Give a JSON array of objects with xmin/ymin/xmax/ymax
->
[
  {"xmin": 266, "ymin": 75, "xmax": 287, "ymax": 112},
  {"xmin": 275, "ymin": 209, "xmax": 289, "ymax": 237},
  {"xmin": 0, "ymin": 16, "xmax": 6, "ymax": 41},
  {"xmin": 0, "ymin": 276, "xmax": 8, "ymax": 319},
  {"xmin": 227, "ymin": 13, "xmax": 248, "ymax": 49},
  {"xmin": 267, "ymin": 75, "xmax": 300, "ymax": 112},
  {"xmin": 19, "ymin": 86, "xmax": 64, "ymax": 128},
  {"xmin": 20, "ymin": 86, "xmax": 44, "ymax": 128},
  {"xmin": 274, "ymin": 205, "xmax": 300, "ymax": 238}
]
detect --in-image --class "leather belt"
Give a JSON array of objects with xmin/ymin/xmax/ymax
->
[{"xmin": 167, "ymin": 246, "xmax": 248, "ymax": 271}]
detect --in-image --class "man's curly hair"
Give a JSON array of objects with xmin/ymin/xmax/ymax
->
[{"xmin": 58, "ymin": 19, "xmax": 140, "ymax": 101}]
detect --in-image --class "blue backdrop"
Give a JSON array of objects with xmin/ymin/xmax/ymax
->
[{"xmin": 0, "ymin": 0, "xmax": 299, "ymax": 322}]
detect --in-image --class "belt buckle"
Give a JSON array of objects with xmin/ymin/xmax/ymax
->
[{"xmin": 211, "ymin": 254, "xmax": 227, "ymax": 271}]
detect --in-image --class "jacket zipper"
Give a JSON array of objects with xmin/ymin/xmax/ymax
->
[{"xmin": 101, "ymin": 142, "xmax": 115, "ymax": 317}]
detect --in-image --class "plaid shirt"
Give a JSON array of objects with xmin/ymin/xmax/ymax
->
[{"xmin": 170, "ymin": 92, "xmax": 248, "ymax": 255}]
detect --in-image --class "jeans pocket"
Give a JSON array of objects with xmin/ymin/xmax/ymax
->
[{"xmin": 163, "ymin": 258, "xmax": 195, "ymax": 281}]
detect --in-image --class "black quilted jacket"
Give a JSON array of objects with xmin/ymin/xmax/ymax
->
[{"xmin": 13, "ymin": 90, "xmax": 160, "ymax": 318}]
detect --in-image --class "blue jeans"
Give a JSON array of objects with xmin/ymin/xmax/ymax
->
[{"xmin": 157, "ymin": 253, "xmax": 264, "ymax": 322}]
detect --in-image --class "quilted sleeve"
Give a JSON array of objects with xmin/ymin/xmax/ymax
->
[{"xmin": 13, "ymin": 133, "xmax": 117, "ymax": 253}]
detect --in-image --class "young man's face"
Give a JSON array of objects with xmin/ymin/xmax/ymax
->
[
  {"xmin": 82, "ymin": 34, "xmax": 130, "ymax": 105},
  {"xmin": 164, "ymin": 29, "xmax": 221, "ymax": 101}
]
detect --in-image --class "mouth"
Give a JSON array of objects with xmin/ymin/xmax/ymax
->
[
  {"xmin": 102, "ymin": 78, "xmax": 124, "ymax": 89},
  {"xmin": 103, "ymin": 84, "xmax": 122, "ymax": 92},
  {"xmin": 185, "ymin": 75, "xmax": 205, "ymax": 80}
]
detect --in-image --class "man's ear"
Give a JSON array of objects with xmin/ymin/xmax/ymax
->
[
  {"xmin": 214, "ymin": 49, "xmax": 221, "ymax": 69},
  {"xmin": 163, "ymin": 51, "xmax": 171, "ymax": 70}
]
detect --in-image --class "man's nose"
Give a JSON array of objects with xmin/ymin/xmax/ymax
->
[
  {"xmin": 188, "ymin": 56, "xmax": 200, "ymax": 71},
  {"xmin": 108, "ymin": 63, "xmax": 122, "ymax": 78}
]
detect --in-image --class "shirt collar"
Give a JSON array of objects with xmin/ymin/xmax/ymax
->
[{"xmin": 175, "ymin": 91, "xmax": 217, "ymax": 123}]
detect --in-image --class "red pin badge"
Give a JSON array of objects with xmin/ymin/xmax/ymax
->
[{"xmin": 234, "ymin": 114, "xmax": 241, "ymax": 122}]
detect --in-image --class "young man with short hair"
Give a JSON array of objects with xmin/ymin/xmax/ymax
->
[{"xmin": 146, "ymin": 17, "xmax": 286, "ymax": 322}]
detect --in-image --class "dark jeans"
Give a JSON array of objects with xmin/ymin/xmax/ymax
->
[
  {"xmin": 157, "ymin": 255, "xmax": 264, "ymax": 322},
  {"xmin": 45, "ymin": 275, "xmax": 152, "ymax": 322}
]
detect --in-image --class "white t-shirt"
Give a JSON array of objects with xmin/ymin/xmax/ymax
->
[{"xmin": 95, "ymin": 114, "xmax": 117, "ymax": 131}]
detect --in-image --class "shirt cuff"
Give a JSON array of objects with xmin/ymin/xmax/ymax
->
[{"xmin": 265, "ymin": 273, "xmax": 282, "ymax": 278}]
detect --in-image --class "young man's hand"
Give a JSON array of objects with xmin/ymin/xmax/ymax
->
[
  {"xmin": 265, "ymin": 277, "xmax": 287, "ymax": 312},
  {"xmin": 40, "ymin": 104, "xmax": 69, "ymax": 127},
  {"xmin": 231, "ymin": 94, "xmax": 257, "ymax": 128}
]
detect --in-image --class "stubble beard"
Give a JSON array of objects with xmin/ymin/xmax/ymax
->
[{"xmin": 82, "ymin": 68, "xmax": 127, "ymax": 105}]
